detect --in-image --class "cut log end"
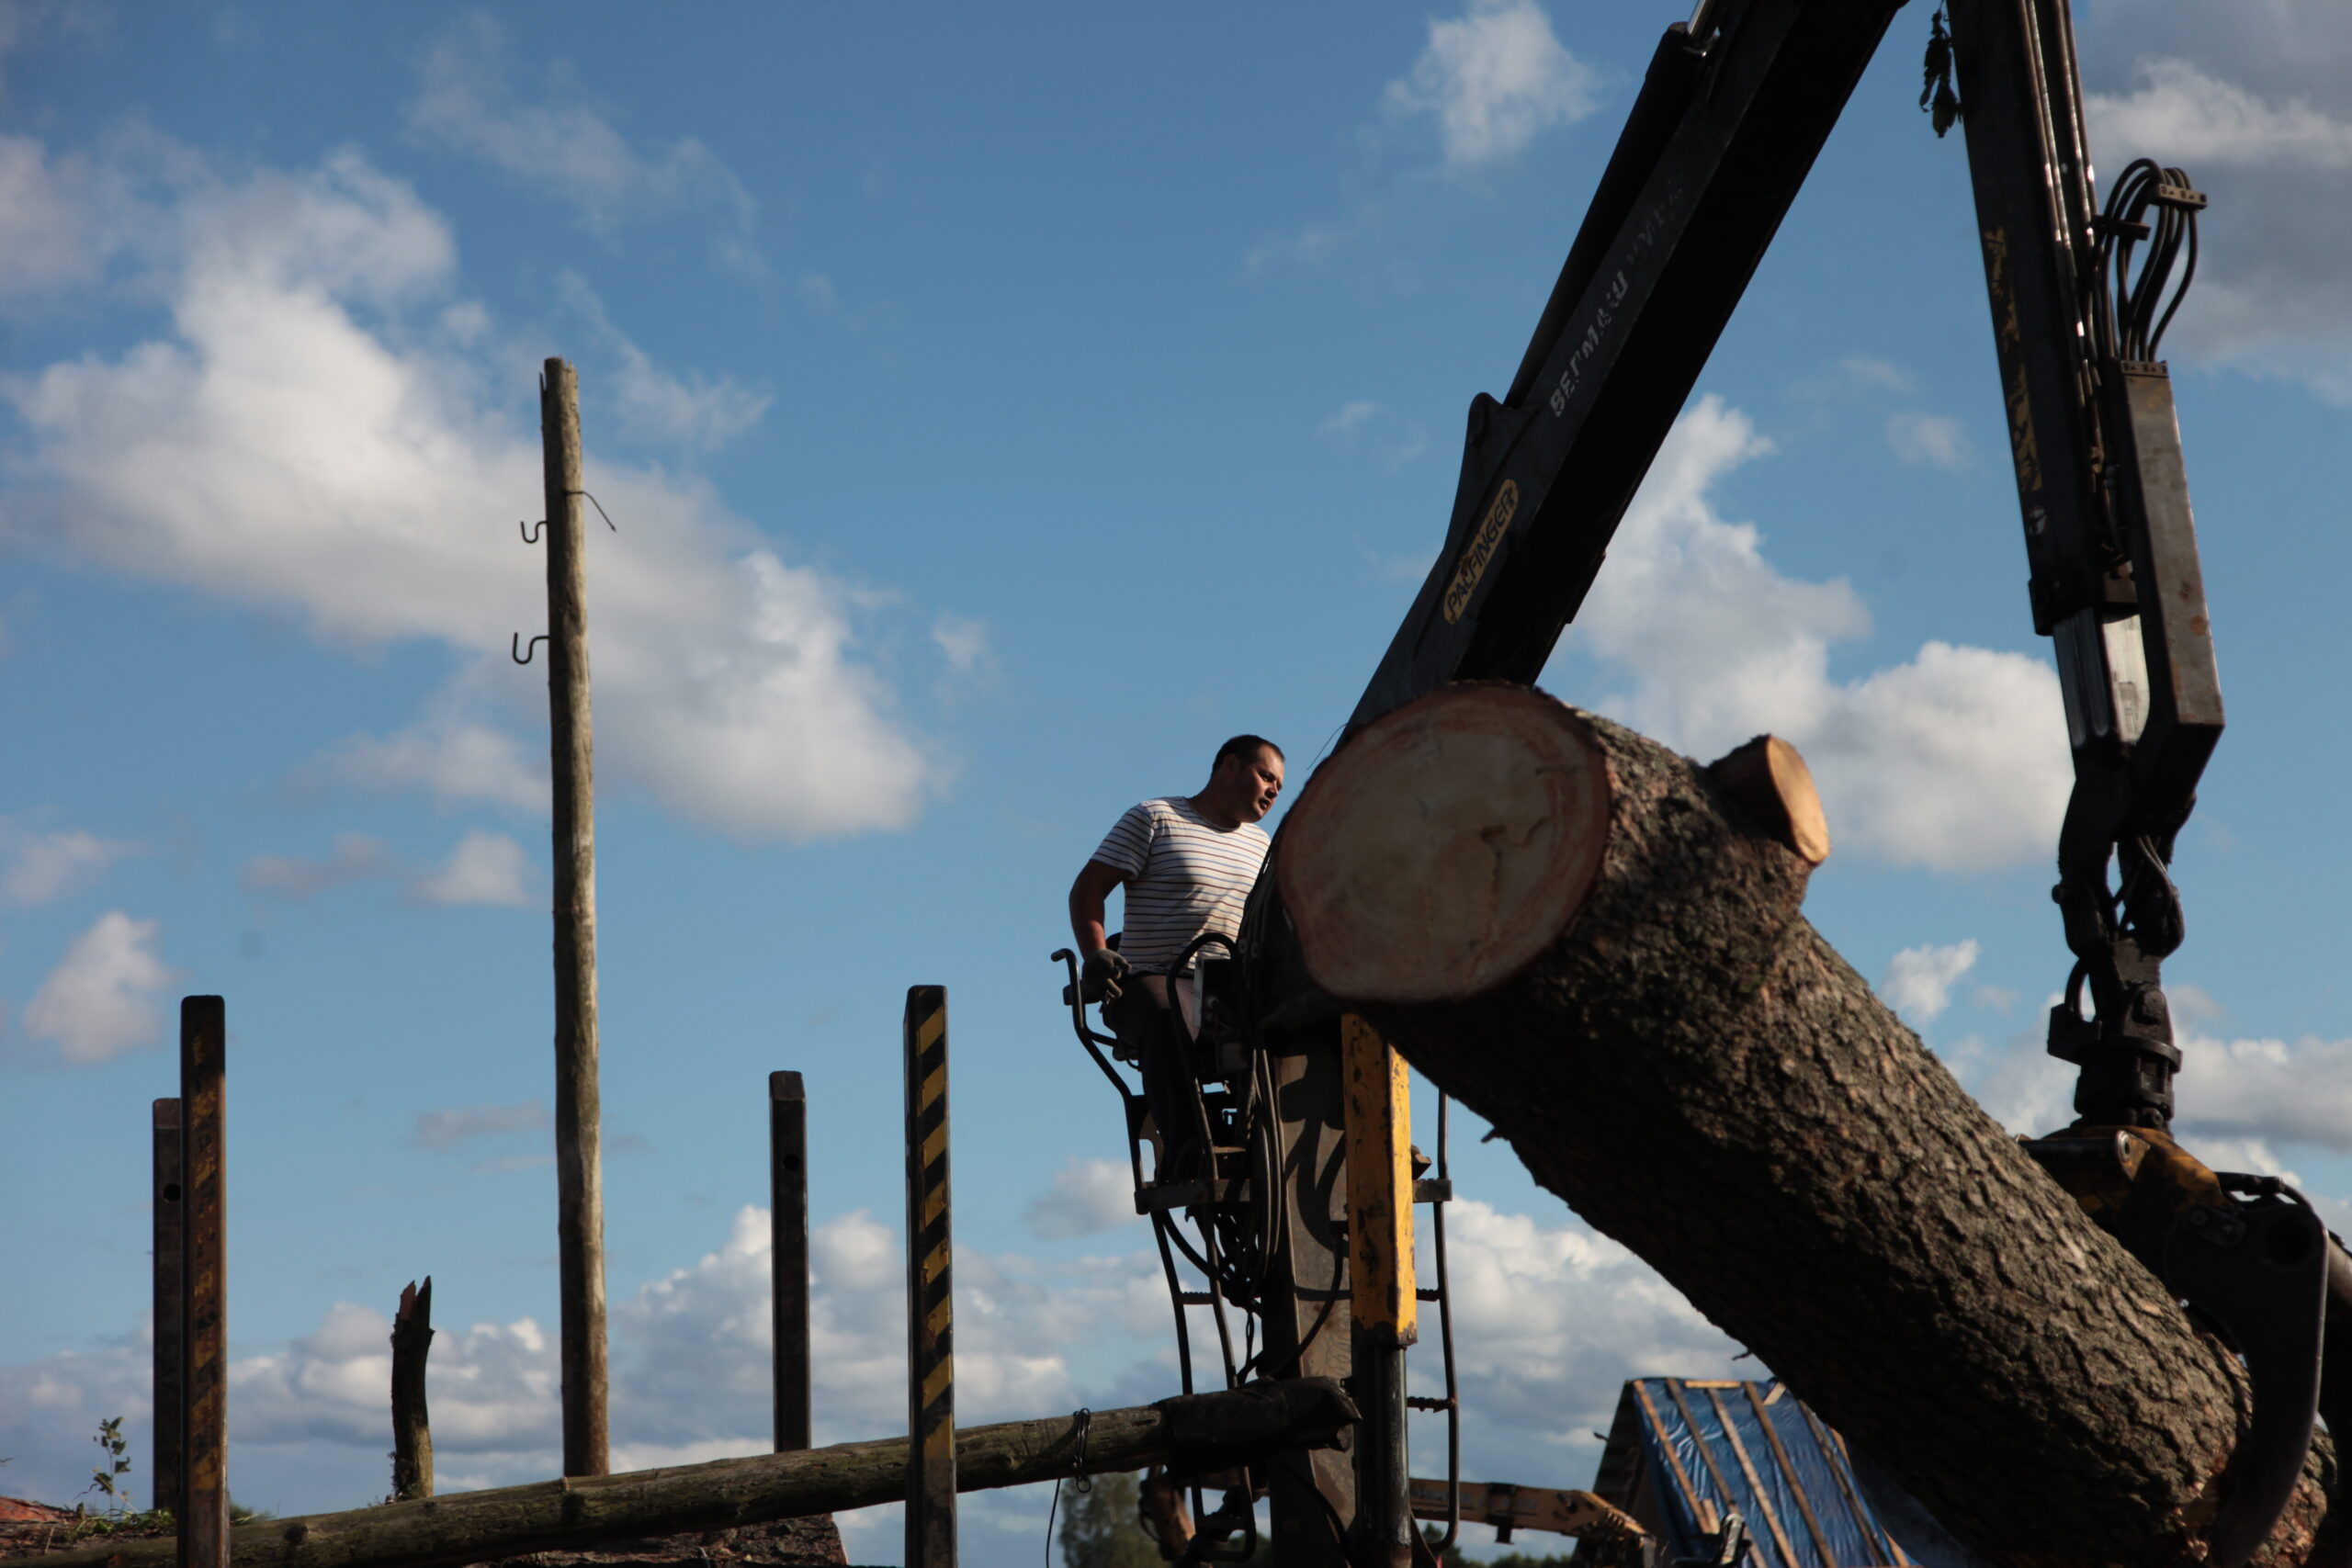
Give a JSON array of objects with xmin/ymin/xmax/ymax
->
[
  {"xmin": 1277, "ymin": 684, "xmax": 1611, "ymax": 1005},
  {"xmin": 1706, "ymin": 735, "xmax": 1830, "ymax": 865}
]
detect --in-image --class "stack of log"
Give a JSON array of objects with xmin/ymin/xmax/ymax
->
[{"xmin": 29, "ymin": 1380, "xmax": 1356, "ymax": 1568}]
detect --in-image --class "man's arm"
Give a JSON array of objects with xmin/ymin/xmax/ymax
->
[{"xmin": 1069, "ymin": 860, "xmax": 1126, "ymax": 956}]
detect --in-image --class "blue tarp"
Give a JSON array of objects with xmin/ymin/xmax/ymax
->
[{"xmin": 1623, "ymin": 1380, "xmax": 1972, "ymax": 1568}]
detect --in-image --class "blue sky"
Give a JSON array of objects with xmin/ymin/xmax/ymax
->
[{"xmin": 3, "ymin": 2, "xmax": 2348, "ymax": 1562}]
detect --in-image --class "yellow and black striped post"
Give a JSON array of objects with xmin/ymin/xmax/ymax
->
[
  {"xmin": 902, "ymin": 986, "xmax": 956, "ymax": 1567},
  {"xmin": 180, "ymin": 996, "xmax": 230, "ymax": 1568},
  {"xmin": 1341, "ymin": 1013, "xmax": 1417, "ymax": 1568}
]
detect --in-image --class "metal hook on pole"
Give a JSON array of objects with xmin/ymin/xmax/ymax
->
[
  {"xmin": 568, "ymin": 490, "xmax": 617, "ymax": 533},
  {"xmin": 513, "ymin": 633, "xmax": 549, "ymax": 665},
  {"xmin": 522, "ymin": 519, "xmax": 546, "ymax": 545}
]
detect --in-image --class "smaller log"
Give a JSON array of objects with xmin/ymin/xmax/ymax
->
[
  {"xmin": 391, "ymin": 1279, "xmax": 435, "ymax": 1502},
  {"xmin": 1704, "ymin": 735, "xmax": 1829, "ymax": 864},
  {"xmin": 32, "ymin": 1380, "xmax": 1358, "ymax": 1568}
]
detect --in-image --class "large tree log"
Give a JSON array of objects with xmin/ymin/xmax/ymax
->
[
  {"xmin": 37, "ymin": 1381, "xmax": 1356, "ymax": 1568},
  {"xmin": 1276, "ymin": 683, "xmax": 2341, "ymax": 1568}
]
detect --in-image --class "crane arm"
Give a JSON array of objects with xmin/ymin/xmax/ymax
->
[{"xmin": 1351, "ymin": 0, "xmax": 1906, "ymax": 730}]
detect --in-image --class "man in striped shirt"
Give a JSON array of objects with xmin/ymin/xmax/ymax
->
[{"xmin": 1069, "ymin": 735, "xmax": 1285, "ymax": 1177}]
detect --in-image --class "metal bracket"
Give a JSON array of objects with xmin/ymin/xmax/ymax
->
[{"xmin": 512, "ymin": 633, "xmax": 549, "ymax": 666}]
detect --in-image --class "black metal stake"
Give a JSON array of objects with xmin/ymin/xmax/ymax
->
[
  {"xmin": 770, "ymin": 1071, "xmax": 811, "ymax": 1453},
  {"xmin": 151, "ymin": 1098, "xmax": 185, "ymax": 1525}
]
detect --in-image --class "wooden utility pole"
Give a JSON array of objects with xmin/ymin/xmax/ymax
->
[
  {"xmin": 150, "ymin": 1098, "xmax": 185, "ymax": 1524},
  {"xmin": 390, "ymin": 1279, "xmax": 435, "ymax": 1501},
  {"xmin": 179, "ymin": 998, "xmax": 229, "ymax": 1568},
  {"xmin": 541, "ymin": 357, "xmax": 608, "ymax": 1478},
  {"xmin": 770, "ymin": 1072, "xmax": 812, "ymax": 1453}
]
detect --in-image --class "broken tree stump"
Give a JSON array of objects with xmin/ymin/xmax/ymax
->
[
  {"xmin": 32, "ymin": 1380, "xmax": 1357, "ymax": 1568},
  {"xmin": 1276, "ymin": 682, "xmax": 2339, "ymax": 1567},
  {"xmin": 392, "ymin": 1279, "xmax": 435, "ymax": 1502}
]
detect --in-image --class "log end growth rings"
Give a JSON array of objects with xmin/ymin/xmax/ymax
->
[{"xmin": 1278, "ymin": 683, "xmax": 1610, "ymax": 1004}]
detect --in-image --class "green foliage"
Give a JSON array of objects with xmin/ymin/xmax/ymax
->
[
  {"xmin": 1920, "ymin": 6, "xmax": 1963, "ymax": 137},
  {"xmin": 82, "ymin": 1416, "xmax": 131, "ymax": 1514},
  {"xmin": 1057, "ymin": 1470, "xmax": 1162, "ymax": 1568},
  {"xmin": 62, "ymin": 1507, "xmax": 175, "ymax": 1540}
]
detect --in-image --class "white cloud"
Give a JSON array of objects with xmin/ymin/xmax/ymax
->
[
  {"xmin": 2077, "ymin": 11, "xmax": 2352, "ymax": 398},
  {"xmin": 1317, "ymin": 399, "xmax": 1430, "ymax": 470},
  {"xmin": 1, "ymin": 138, "xmax": 935, "ymax": 843},
  {"xmin": 2, "ymin": 826, "xmax": 134, "ymax": 904},
  {"xmin": 1024, "ymin": 1158, "xmax": 1144, "ymax": 1241},
  {"xmin": 930, "ymin": 614, "xmax": 994, "ymax": 681},
  {"xmin": 1422, "ymin": 1200, "xmax": 1748, "ymax": 1486},
  {"xmin": 409, "ymin": 829, "xmax": 536, "ymax": 908},
  {"xmin": 1947, "ymin": 1021, "xmax": 2074, "ymax": 1137},
  {"xmin": 2177, "ymin": 1135, "xmax": 2300, "ymax": 1187},
  {"xmin": 1954, "ymin": 992, "xmax": 2352, "ymax": 1156},
  {"xmin": 2089, "ymin": 56, "xmax": 2352, "ymax": 171},
  {"xmin": 0, "ymin": 1194, "xmax": 1768, "ymax": 1525},
  {"xmin": 224, "ymin": 1303, "xmax": 561, "ymax": 1461},
  {"xmin": 1244, "ymin": 216, "xmax": 1365, "ymax": 276},
  {"xmin": 415, "ymin": 1100, "xmax": 550, "ymax": 1149},
  {"xmin": 796, "ymin": 273, "xmax": 842, "ymax": 314},
  {"xmin": 1559, "ymin": 396, "xmax": 2071, "ymax": 872},
  {"xmin": 239, "ymin": 832, "xmax": 393, "ymax": 899},
  {"xmin": 323, "ymin": 711, "xmax": 548, "ymax": 815},
  {"xmin": 1884, "ymin": 411, "xmax": 1975, "ymax": 471},
  {"xmin": 558, "ymin": 273, "xmax": 768, "ymax": 451},
  {"xmin": 1837, "ymin": 355, "xmax": 1917, "ymax": 394},
  {"xmin": 2171, "ymin": 1030, "xmax": 2352, "ymax": 1153},
  {"xmin": 0, "ymin": 134, "xmax": 117, "ymax": 295},
  {"xmin": 1879, "ymin": 941, "xmax": 1981, "ymax": 1025},
  {"xmin": 1384, "ymin": 0, "xmax": 1602, "ymax": 170},
  {"xmin": 615, "ymin": 1206, "xmax": 1136, "ymax": 1450},
  {"xmin": 406, "ymin": 15, "xmax": 754, "ymax": 241},
  {"xmin": 20, "ymin": 910, "xmax": 174, "ymax": 1065}
]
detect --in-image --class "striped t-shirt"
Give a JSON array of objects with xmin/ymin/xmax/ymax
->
[{"xmin": 1091, "ymin": 797, "xmax": 1272, "ymax": 975}]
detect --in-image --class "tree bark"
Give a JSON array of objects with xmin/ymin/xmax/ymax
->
[
  {"xmin": 391, "ymin": 1279, "xmax": 435, "ymax": 1502},
  {"xmin": 32, "ymin": 1381, "xmax": 1357, "ymax": 1568},
  {"xmin": 1275, "ymin": 683, "xmax": 2342, "ymax": 1568}
]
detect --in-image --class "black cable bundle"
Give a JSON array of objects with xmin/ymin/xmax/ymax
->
[{"xmin": 2098, "ymin": 157, "xmax": 2203, "ymax": 364}]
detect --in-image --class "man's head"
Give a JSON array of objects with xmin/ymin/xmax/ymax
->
[{"xmin": 1202, "ymin": 735, "xmax": 1285, "ymax": 826}]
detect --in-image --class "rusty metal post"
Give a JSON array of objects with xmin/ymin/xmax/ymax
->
[
  {"xmin": 179, "ymin": 998, "xmax": 229, "ymax": 1568},
  {"xmin": 390, "ymin": 1279, "xmax": 435, "ymax": 1500},
  {"xmin": 541, "ymin": 356, "xmax": 609, "ymax": 1478},
  {"xmin": 902, "ymin": 987, "xmax": 956, "ymax": 1567},
  {"xmin": 151, "ymin": 1098, "xmax": 185, "ymax": 1524},
  {"xmin": 1342, "ymin": 1016, "xmax": 1418, "ymax": 1568},
  {"xmin": 770, "ymin": 1071, "xmax": 811, "ymax": 1453}
]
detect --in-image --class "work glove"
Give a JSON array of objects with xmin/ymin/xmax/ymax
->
[{"xmin": 1081, "ymin": 946, "xmax": 1131, "ymax": 1003}]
